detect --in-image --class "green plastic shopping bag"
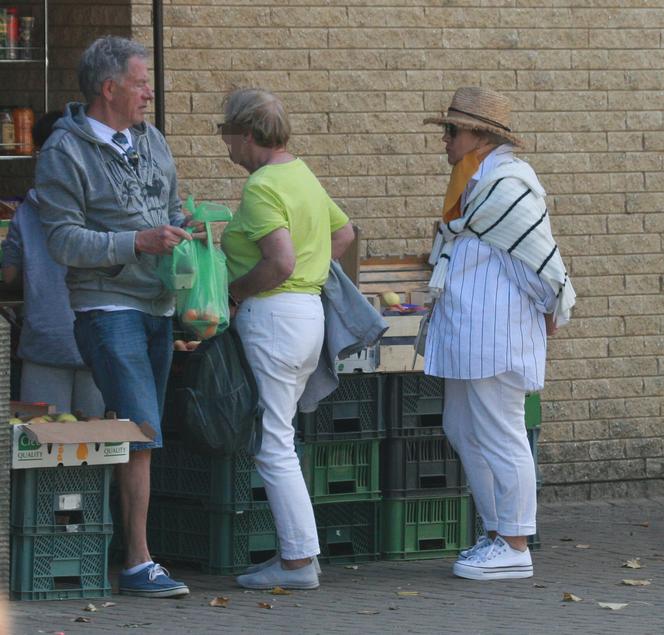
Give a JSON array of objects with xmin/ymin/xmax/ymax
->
[{"xmin": 157, "ymin": 198, "xmax": 231, "ymax": 339}]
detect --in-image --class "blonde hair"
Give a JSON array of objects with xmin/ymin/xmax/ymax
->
[{"xmin": 223, "ymin": 88, "xmax": 290, "ymax": 148}]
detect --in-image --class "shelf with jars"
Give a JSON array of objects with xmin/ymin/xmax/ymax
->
[{"xmin": 0, "ymin": 0, "xmax": 48, "ymax": 160}]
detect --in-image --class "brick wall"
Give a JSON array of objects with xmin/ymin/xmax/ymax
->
[
  {"xmin": 1, "ymin": 1, "xmax": 662, "ymax": 502},
  {"xmin": 132, "ymin": 0, "xmax": 664, "ymax": 501}
]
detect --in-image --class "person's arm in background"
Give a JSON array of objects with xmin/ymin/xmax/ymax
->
[
  {"xmin": 1, "ymin": 209, "xmax": 24, "ymax": 288},
  {"xmin": 331, "ymin": 221, "xmax": 354, "ymax": 261}
]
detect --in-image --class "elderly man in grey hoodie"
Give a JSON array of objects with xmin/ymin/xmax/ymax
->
[{"xmin": 35, "ymin": 36, "xmax": 193, "ymax": 598}]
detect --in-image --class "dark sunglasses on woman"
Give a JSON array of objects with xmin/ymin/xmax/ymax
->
[{"xmin": 444, "ymin": 123, "xmax": 458, "ymax": 139}]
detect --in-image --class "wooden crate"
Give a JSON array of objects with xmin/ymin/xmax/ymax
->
[{"xmin": 359, "ymin": 257, "xmax": 432, "ymax": 373}]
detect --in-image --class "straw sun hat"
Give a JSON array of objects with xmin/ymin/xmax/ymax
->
[{"xmin": 424, "ymin": 86, "xmax": 522, "ymax": 146}]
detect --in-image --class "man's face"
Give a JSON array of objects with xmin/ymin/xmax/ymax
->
[{"xmin": 110, "ymin": 56, "xmax": 153, "ymax": 127}]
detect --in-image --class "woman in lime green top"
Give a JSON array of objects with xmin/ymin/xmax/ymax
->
[{"xmin": 219, "ymin": 88, "xmax": 354, "ymax": 591}]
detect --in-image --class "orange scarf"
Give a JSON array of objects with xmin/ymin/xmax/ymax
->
[{"xmin": 442, "ymin": 146, "xmax": 494, "ymax": 222}]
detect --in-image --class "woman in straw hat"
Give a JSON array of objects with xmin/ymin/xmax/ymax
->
[{"xmin": 423, "ymin": 87, "xmax": 575, "ymax": 581}]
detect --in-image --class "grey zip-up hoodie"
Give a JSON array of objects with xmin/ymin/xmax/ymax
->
[{"xmin": 35, "ymin": 102, "xmax": 185, "ymax": 315}]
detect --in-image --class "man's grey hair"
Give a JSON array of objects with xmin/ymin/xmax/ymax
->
[
  {"xmin": 78, "ymin": 36, "xmax": 148, "ymax": 102},
  {"xmin": 223, "ymin": 88, "xmax": 291, "ymax": 148}
]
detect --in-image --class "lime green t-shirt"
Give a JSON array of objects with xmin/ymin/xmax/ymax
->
[{"xmin": 221, "ymin": 159, "xmax": 349, "ymax": 296}]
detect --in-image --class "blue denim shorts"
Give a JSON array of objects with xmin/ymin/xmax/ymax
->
[{"xmin": 74, "ymin": 309, "xmax": 173, "ymax": 450}]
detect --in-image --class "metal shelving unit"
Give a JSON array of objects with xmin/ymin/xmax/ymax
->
[{"xmin": 0, "ymin": 0, "xmax": 48, "ymax": 160}]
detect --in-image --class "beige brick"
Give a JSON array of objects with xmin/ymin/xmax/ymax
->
[
  {"xmin": 572, "ymin": 377, "xmax": 644, "ymax": 400},
  {"xmin": 624, "ymin": 315, "xmax": 664, "ymax": 336},
  {"xmin": 575, "ymin": 418, "xmax": 611, "ymax": 440},
  {"xmin": 516, "ymin": 29, "xmax": 588, "ymax": 49},
  {"xmin": 590, "ymin": 29, "xmax": 660, "ymax": 49},
  {"xmin": 547, "ymin": 338, "xmax": 609, "ymax": 361},
  {"xmin": 626, "ymin": 193, "xmax": 664, "ymax": 213},
  {"xmin": 329, "ymin": 28, "xmax": 407, "ymax": 49},
  {"xmin": 270, "ymin": 6, "xmax": 348, "ymax": 27},
  {"xmin": 536, "ymin": 132, "xmax": 607, "ymax": 153}
]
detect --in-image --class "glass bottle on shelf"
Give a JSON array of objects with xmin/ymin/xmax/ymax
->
[{"xmin": 0, "ymin": 110, "xmax": 15, "ymax": 155}]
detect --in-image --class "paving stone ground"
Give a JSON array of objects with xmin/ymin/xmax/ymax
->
[{"xmin": 7, "ymin": 497, "xmax": 664, "ymax": 635}]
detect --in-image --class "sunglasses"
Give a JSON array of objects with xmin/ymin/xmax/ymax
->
[
  {"xmin": 217, "ymin": 122, "xmax": 246, "ymax": 136},
  {"xmin": 444, "ymin": 123, "xmax": 459, "ymax": 139}
]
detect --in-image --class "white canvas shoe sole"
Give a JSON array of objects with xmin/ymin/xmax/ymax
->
[
  {"xmin": 242, "ymin": 554, "xmax": 322, "ymax": 576},
  {"xmin": 453, "ymin": 560, "xmax": 533, "ymax": 580},
  {"xmin": 236, "ymin": 560, "xmax": 320, "ymax": 590}
]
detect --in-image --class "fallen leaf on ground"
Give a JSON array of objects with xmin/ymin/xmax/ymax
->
[
  {"xmin": 271, "ymin": 586, "xmax": 291, "ymax": 595},
  {"xmin": 388, "ymin": 605, "xmax": 399, "ymax": 610},
  {"xmin": 622, "ymin": 579, "xmax": 651, "ymax": 587},
  {"xmin": 83, "ymin": 604, "xmax": 97, "ymax": 612},
  {"xmin": 598, "ymin": 602, "xmax": 628, "ymax": 610},
  {"xmin": 73, "ymin": 617, "xmax": 91, "ymax": 623},
  {"xmin": 101, "ymin": 602, "xmax": 116, "ymax": 608},
  {"xmin": 623, "ymin": 559, "xmax": 642, "ymax": 569},
  {"xmin": 397, "ymin": 591, "xmax": 419, "ymax": 596},
  {"xmin": 575, "ymin": 544, "xmax": 591, "ymax": 549},
  {"xmin": 562, "ymin": 592, "xmax": 582, "ymax": 602},
  {"xmin": 344, "ymin": 565, "xmax": 359, "ymax": 570},
  {"xmin": 560, "ymin": 537, "xmax": 574, "ymax": 542},
  {"xmin": 209, "ymin": 596, "xmax": 230, "ymax": 608},
  {"xmin": 533, "ymin": 583, "xmax": 547, "ymax": 588},
  {"xmin": 357, "ymin": 609, "xmax": 380, "ymax": 615},
  {"xmin": 258, "ymin": 602, "xmax": 273, "ymax": 609},
  {"xmin": 120, "ymin": 624, "xmax": 152, "ymax": 629},
  {"xmin": 634, "ymin": 522, "xmax": 649, "ymax": 528}
]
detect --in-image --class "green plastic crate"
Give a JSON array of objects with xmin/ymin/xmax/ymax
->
[
  {"xmin": 525, "ymin": 393, "xmax": 542, "ymax": 430},
  {"xmin": 11, "ymin": 529, "xmax": 112, "ymax": 600},
  {"xmin": 386, "ymin": 374, "xmax": 444, "ymax": 436},
  {"xmin": 316, "ymin": 501, "xmax": 381, "ymax": 564},
  {"xmin": 301, "ymin": 439, "xmax": 381, "ymax": 504},
  {"xmin": 151, "ymin": 441, "xmax": 271, "ymax": 512},
  {"xmin": 147, "ymin": 497, "xmax": 278, "ymax": 575},
  {"xmin": 11, "ymin": 466, "xmax": 113, "ymax": 534},
  {"xmin": 297, "ymin": 373, "xmax": 385, "ymax": 441},
  {"xmin": 381, "ymin": 435, "xmax": 466, "ymax": 498},
  {"xmin": 381, "ymin": 494, "xmax": 472, "ymax": 560}
]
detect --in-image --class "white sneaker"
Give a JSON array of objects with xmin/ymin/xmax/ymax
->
[
  {"xmin": 453, "ymin": 536, "xmax": 533, "ymax": 580},
  {"xmin": 236, "ymin": 559, "xmax": 320, "ymax": 590},
  {"xmin": 459, "ymin": 535, "xmax": 492, "ymax": 560},
  {"xmin": 243, "ymin": 553, "xmax": 322, "ymax": 576}
]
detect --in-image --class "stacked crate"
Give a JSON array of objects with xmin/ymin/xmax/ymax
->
[
  {"xmin": 297, "ymin": 373, "xmax": 384, "ymax": 564},
  {"xmin": 11, "ymin": 465, "xmax": 113, "ymax": 600},
  {"xmin": 145, "ymin": 358, "xmax": 384, "ymax": 573},
  {"xmin": 381, "ymin": 374, "xmax": 473, "ymax": 560}
]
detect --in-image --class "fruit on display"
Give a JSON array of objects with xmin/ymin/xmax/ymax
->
[
  {"xmin": 27, "ymin": 416, "xmax": 52, "ymax": 423},
  {"xmin": 56, "ymin": 413, "xmax": 78, "ymax": 423},
  {"xmin": 381, "ymin": 291, "xmax": 401, "ymax": 307}
]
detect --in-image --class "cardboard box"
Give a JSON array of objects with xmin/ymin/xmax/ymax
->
[
  {"xmin": 377, "ymin": 314, "xmax": 425, "ymax": 373},
  {"xmin": 336, "ymin": 345, "xmax": 379, "ymax": 374},
  {"xmin": 11, "ymin": 419, "xmax": 155, "ymax": 470}
]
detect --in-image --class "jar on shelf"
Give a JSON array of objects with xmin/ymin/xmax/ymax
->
[
  {"xmin": 12, "ymin": 107, "xmax": 34, "ymax": 155},
  {"xmin": 6, "ymin": 7, "xmax": 19, "ymax": 60},
  {"xmin": 0, "ymin": 9, "xmax": 8, "ymax": 60},
  {"xmin": 0, "ymin": 110, "xmax": 15, "ymax": 155},
  {"xmin": 19, "ymin": 16, "xmax": 35, "ymax": 60}
]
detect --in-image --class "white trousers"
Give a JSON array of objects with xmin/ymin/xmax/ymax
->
[
  {"xmin": 443, "ymin": 372, "xmax": 537, "ymax": 536},
  {"xmin": 21, "ymin": 360, "xmax": 105, "ymax": 417},
  {"xmin": 234, "ymin": 292, "xmax": 324, "ymax": 559}
]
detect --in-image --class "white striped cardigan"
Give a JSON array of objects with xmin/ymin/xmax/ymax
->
[{"xmin": 428, "ymin": 158, "xmax": 576, "ymax": 327}]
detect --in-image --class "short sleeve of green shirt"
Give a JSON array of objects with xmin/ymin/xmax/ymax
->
[
  {"xmin": 237, "ymin": 182, "xmax": 289, "ymax": 242},
  {"xmin": 329, "ymin": 198, "xmax": 348, "ymax": 234}
]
